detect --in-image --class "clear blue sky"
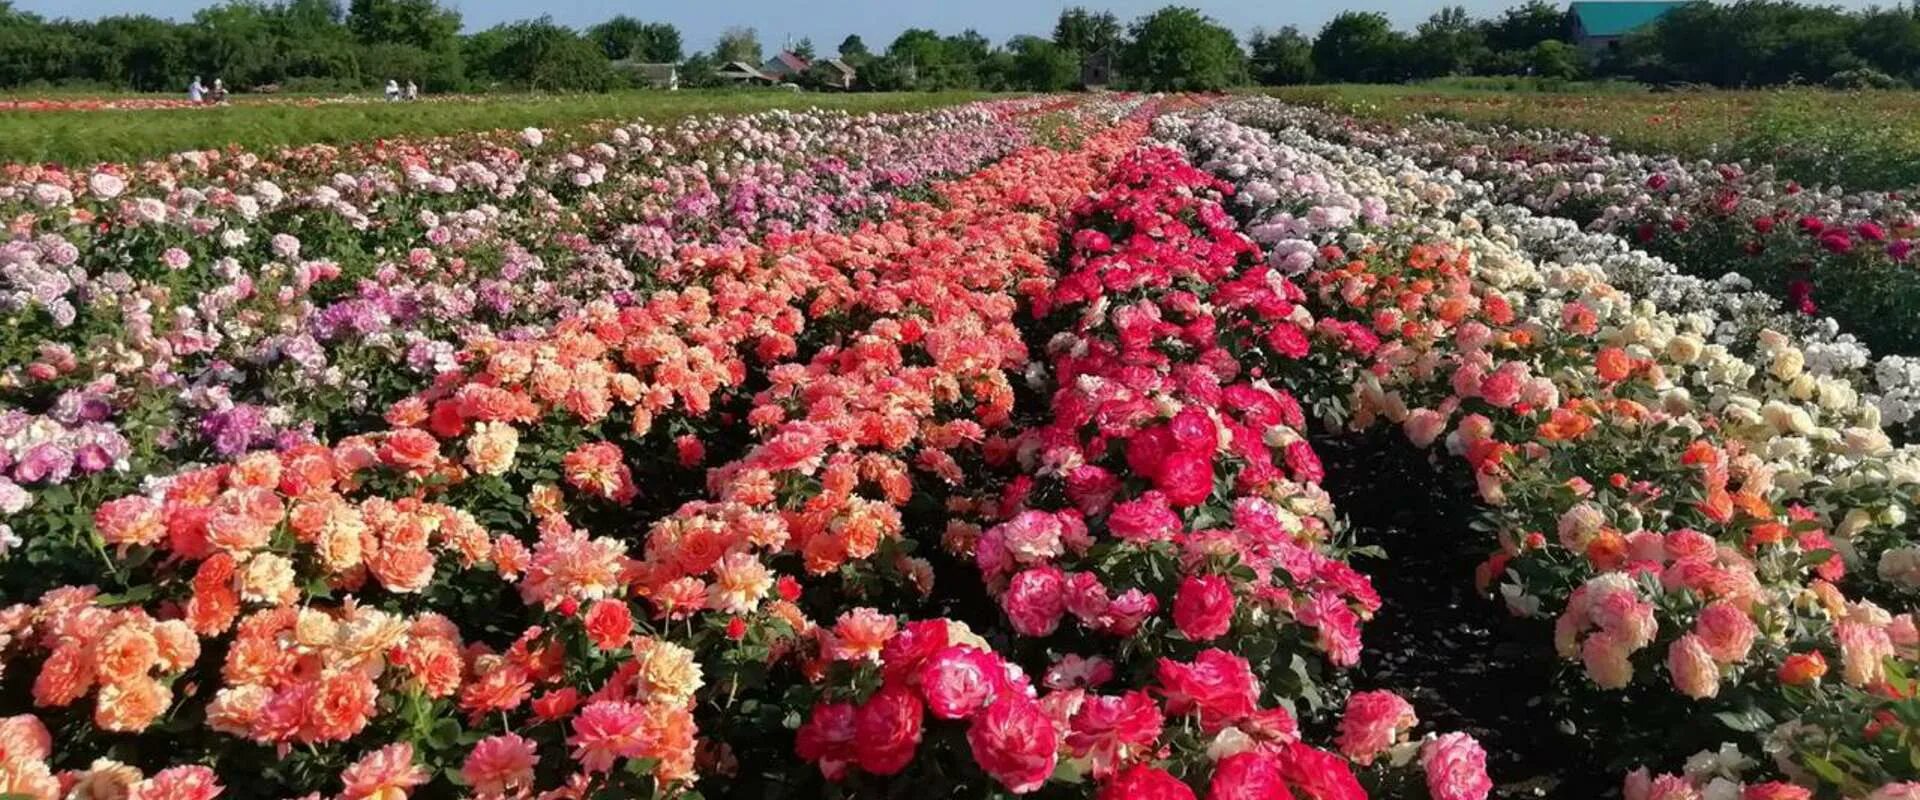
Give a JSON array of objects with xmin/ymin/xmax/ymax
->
[{"xmin": 11, "ymin": 0, "xmax": 1892, "ymax": 49}]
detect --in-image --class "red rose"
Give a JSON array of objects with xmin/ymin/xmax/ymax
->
[
  {"xmin": 530, "ymin": 687, "xmax": 578, "ymax": 722},
  {"xmin": 725, "ymin": 617, "xmax": 748, "ymax": 640},
  {"xmin": 1002, "ymin": 566, "xmax": 1067, "ymax": 637},
  {"xmin": 1283, "ymin": 441, "xmax": 1324, "ymax": 484},
  {"xmin": 881, "ymin": 619, "xmax": 950, "ymax": 685},
  {"xmin": 1107, "ymin": 491, "xmax": 1181, "ymax": 543},
  {"xmin": 1105, "ymin": 759, "xmax": 1190, "ymax": 798},
  {"xmin": 1156, "ymin": 649, "xmax": 1257, "ymax": 732},
  {"xmin": 966, "ymin": 695, "xmax": 1058, "ymax": 794},
  {"xmin": 854, "ymin": 684, "xmax": 924, "ymax": 776},
  {"xmin": 920, "ymin": 646, "xmax": 1000, "ymax": 719},
  {"xmin": 1173, "ymin": 575, "xmax": 1235, "ymax": 641},
  {"xmin": 580, "ymin": 599, "xmax": 632, "ymax": 651},
  {"xmin": 1098, "ymin": 765, "xmax": 1196, "ymax": 800},
  {"xmin": 1208, "ymin": 752, "xmax": 1293, "ymax": 800},
  {"xmin": 674, "ymin": 434, "xmax": 706, "ymax": 467},
  {"xmin": 1125, "ymin": 425, "xmax": 1178, "ymax": 480},
  {"xmin": 795, "ymin": 701, "xmax": 859, "ymax": 781},
  {"xmin": 1066, "ymin": 691, "xmax": 1165, "ymax": 780},
  {"xmin": 776, "ymin": 575, "xmax": 802, "ymax": 601},
  {"xmin": 379, "ymin": 428, "xmax": 441, "ymax": 470},
  {"xmin": 1169, "ymin": 407, "xmax": 1216, "ymax": 450},
  {"xmin": 1155, "ymin": 449, "xmax": 1215, "ymax": 508},
  {"xmin": 1265, "ymin": 323, "xmax": 1310, "ymax": 359},
  {"xmin": 1275, "ymin": 742, "xmax": 1366, "ymax": 800}
]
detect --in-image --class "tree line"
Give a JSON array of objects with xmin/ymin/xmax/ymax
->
[
  {"xmin": 3, "ymin": 0, "xmax": 1918, "ymax": 94},
  {"xmin": 1282, "ymin": 0, "xmax": 1920, "ymax": 88}
]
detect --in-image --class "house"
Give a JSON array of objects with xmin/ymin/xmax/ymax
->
[
  {"xmin": 1080, "ymin": 45, "xmax": 1116, "ymax": 90},
  {"xmin": 760, "ymin": 51, "xmax": 812, "ymax": 81},
  {"xmin": 1569, "ymin": 1, "xmax": 1688, "ymax": 53},
  {"xmin": 715, "ymin": 61, "xmax": 774, "ymax": 85},
  {"xmin": 614, "ymin": 61, "xmax": 679, "ymax": 90},
  {"xmin": 808, "ymin": 58, "xmax": 858, "ymax": 90}
]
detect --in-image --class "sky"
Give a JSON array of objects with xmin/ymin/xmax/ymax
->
[{"xmin": 11, "ymin": 0, "xmax": 1898, "ymax": 50}]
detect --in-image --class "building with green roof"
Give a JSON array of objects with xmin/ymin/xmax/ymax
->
[{"xmin": 1569, "ymin": 1, "xmax": 1690, "ymax": 52}]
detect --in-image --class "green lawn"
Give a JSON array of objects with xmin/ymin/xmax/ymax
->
[
  {"xmin": 1268, "ymin": 83, "xmax": 1920, "ymax": 190},
  {"xmin": 0, "ymin": 90, "xmax": 1001, "ymax": 165}
]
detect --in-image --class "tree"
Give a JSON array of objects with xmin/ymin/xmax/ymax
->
[
  {"xmin": 1312, "ymin": 11, "xmax": 1407, "ymax": 83},
  {"xmin": 1410, "ymin": 6, "xmax": 1487, "ymax": 78},
  {"xmin": 1528, "ymin": 39, "xmax": 1583, "ymax": 79},
  {"xmin": 887, "ymin": 28, "xmax": 946, "ymax": 88},
  {"xmin": 1482, "ymin": 0, "xmax": 1567, "ymax": 52},
  {"xmin": 589, "ymin": 17, "xmax": 680, "ymax": 62},
  {"xmin": 345, "ymin": 0, "xmax": 458, "ymax": 49},
  {"xmin": 1851, "ymin": 6, "xmax": 1920, "ymax": 80},
  {"xmin": 1053, "ymin": 6, "xmax": 1121, "ymax": 55},
  {"xmin": 792, "ymin": 37, "xmax": 816, "ymax": 60},
  {"xmin": 714, "ymin": 26, "xmax": 761, "ymax": 64},
  {"xmin": 469, "ymin": 17, "xmax": 611, "ymax": 90},
  {"xmin": 1248, "ymin": 26, "xmax": 1314, "ymax": 85},
  {"xmin": 1006, "ymin": 34, "xmax": 1077, "ymax": 90},
  {"xmin": 838, "ymin": 34, "xmax": 869, "ymax": 60},
  {"xmin": 1121, "ymin": 6, "xmax": 1245, "ymax": 90}
]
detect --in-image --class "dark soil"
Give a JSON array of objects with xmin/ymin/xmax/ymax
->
[{"xmin": 1315, "ymin": 429, "xmax": 1619, "ymax": 799}]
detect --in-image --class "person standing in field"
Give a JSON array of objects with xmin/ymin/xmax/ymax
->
[
  {"xmin": 210, "ymin": 78, "xmax": 227, "ymax": 104},
  {"xmin": 188, "ymin": 76, "xmax": 205, "ymax": 103},
  {"xmin": 406, "ymin": 81, "xmax": 418, "ymax": 101},
  {"xmin": 385, "ymin": 79, "xmax": 401, "ymax": 101}
]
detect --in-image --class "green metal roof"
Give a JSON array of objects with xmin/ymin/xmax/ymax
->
[{"xmin": 1570, "ymin": 1, "xmax": 1689, "ymax": 37}]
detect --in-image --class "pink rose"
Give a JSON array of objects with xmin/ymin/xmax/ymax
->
[
  {"xmin": 1691, "ymin": 602, "xmax": 1757, "ymax": 665},
  {"xmin": 1666, "ymin": 634, "xmax": 1720, "ymax": 699},
  {"xmin": 1336, "ymin": 690, "xmax": 1416, "ymax": 765},
  {"xmin": 920, "ymin": 646, "xmax": 1000, "ymax": 719},
  {"xmin": 1420, "ymin": 732, "xmax": 1493, "ymax": 800},
  {"xmin": 1581, "ymin": 631, "xmax": 1635, "ymax": 689},
  {"xmin": 1002, "ymin": 566, "xmax": 1067, "ymax": 636}
]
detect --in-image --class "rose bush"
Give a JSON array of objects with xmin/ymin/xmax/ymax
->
[{"xmin": 1167, "ymin": 99, "xmax": 1920, "ymax": 798}]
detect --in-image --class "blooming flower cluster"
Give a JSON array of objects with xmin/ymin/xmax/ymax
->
[
  {"xmin": 0, "ymin": 98, "xmax": 1087, "ymax": 597},
  {"xmin": 1167, "ymin": 100, "xmax": 1920, "ymax": 797},
  {"xmin": 784, "ymin": 139, "xmax": 1490, "ymax": 799},
  {"xmin": 1296, "ymin": 107, "xmax": 1920, "ymax": 357}
]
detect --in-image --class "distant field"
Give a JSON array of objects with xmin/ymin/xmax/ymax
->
[
  {"xmin": 0, "ymin": 90, "xmax": 997, "ymax": 165},
  {"xmin": 1271, "ymin": 84, "xmax": 1920, "ymax": 190}
]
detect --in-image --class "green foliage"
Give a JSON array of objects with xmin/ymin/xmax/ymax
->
[
  {"xmin": 714, "ymin": 26, "xmax": 761, "ymax": 65},
  {"xmin": 837, "ymin": 34, "xmax": 869, "ymax": 60},
  {"xmin": 1313, "ymin": 12, "xmax": 1409, "ymax": 84},
  {"xmin": 0, "ymin": 90, "xmax": 993, "ymax": 165},
  {"xmin": 1120, "ymin": 5, "xmax": 1246, "ymax": 91},
  {"xmin": 468, "ymin": 17, "xmax": 612, "ymax": 91},
  {"xmin": 587, "ymin": 16, "xmax": 681, "ymax": 63},
  {"xmin": 1248, "ymin": 26, "xmax": 1315, "ymax": 85},
  {"xmin": 1007, "ymin": 35, "xmax": 1078, "ymax": 91},
  {"xmin": 1052, "ymin": 6, "xmax": 1122, "ymax": 56}
]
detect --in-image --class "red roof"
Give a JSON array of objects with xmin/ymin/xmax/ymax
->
[{"xmin": 770, "ymin": 51, "xmax": 811, "ymax": 73}]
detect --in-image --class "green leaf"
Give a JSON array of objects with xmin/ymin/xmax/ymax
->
[{"xmin": 1714, "ymin": 707, "xmax": 1775, "ymax": 732}]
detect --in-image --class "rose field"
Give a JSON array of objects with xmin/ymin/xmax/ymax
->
[{"xmin": 0, "ymin": 91, "xmax": 1917, "ymax": 800}]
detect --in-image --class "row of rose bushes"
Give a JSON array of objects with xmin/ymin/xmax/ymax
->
[
  {"xmin": 1165, "ymin": 100, "xmax": 1920, "ymax": 798},
  {"xmin": 1294, "ymin": 106, "xmax": 1920, "ymax": 371},
  {"xmin": 0, "ymin": 98, "xmax": 1088, "ymax": 590},
  {"xmin": 0, "ymin": 97, "xmax": 1498, "ymax": 799},
  {"xmin": 0, "ymin": 97, "xmax": 1149, "ymax": 799}
]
